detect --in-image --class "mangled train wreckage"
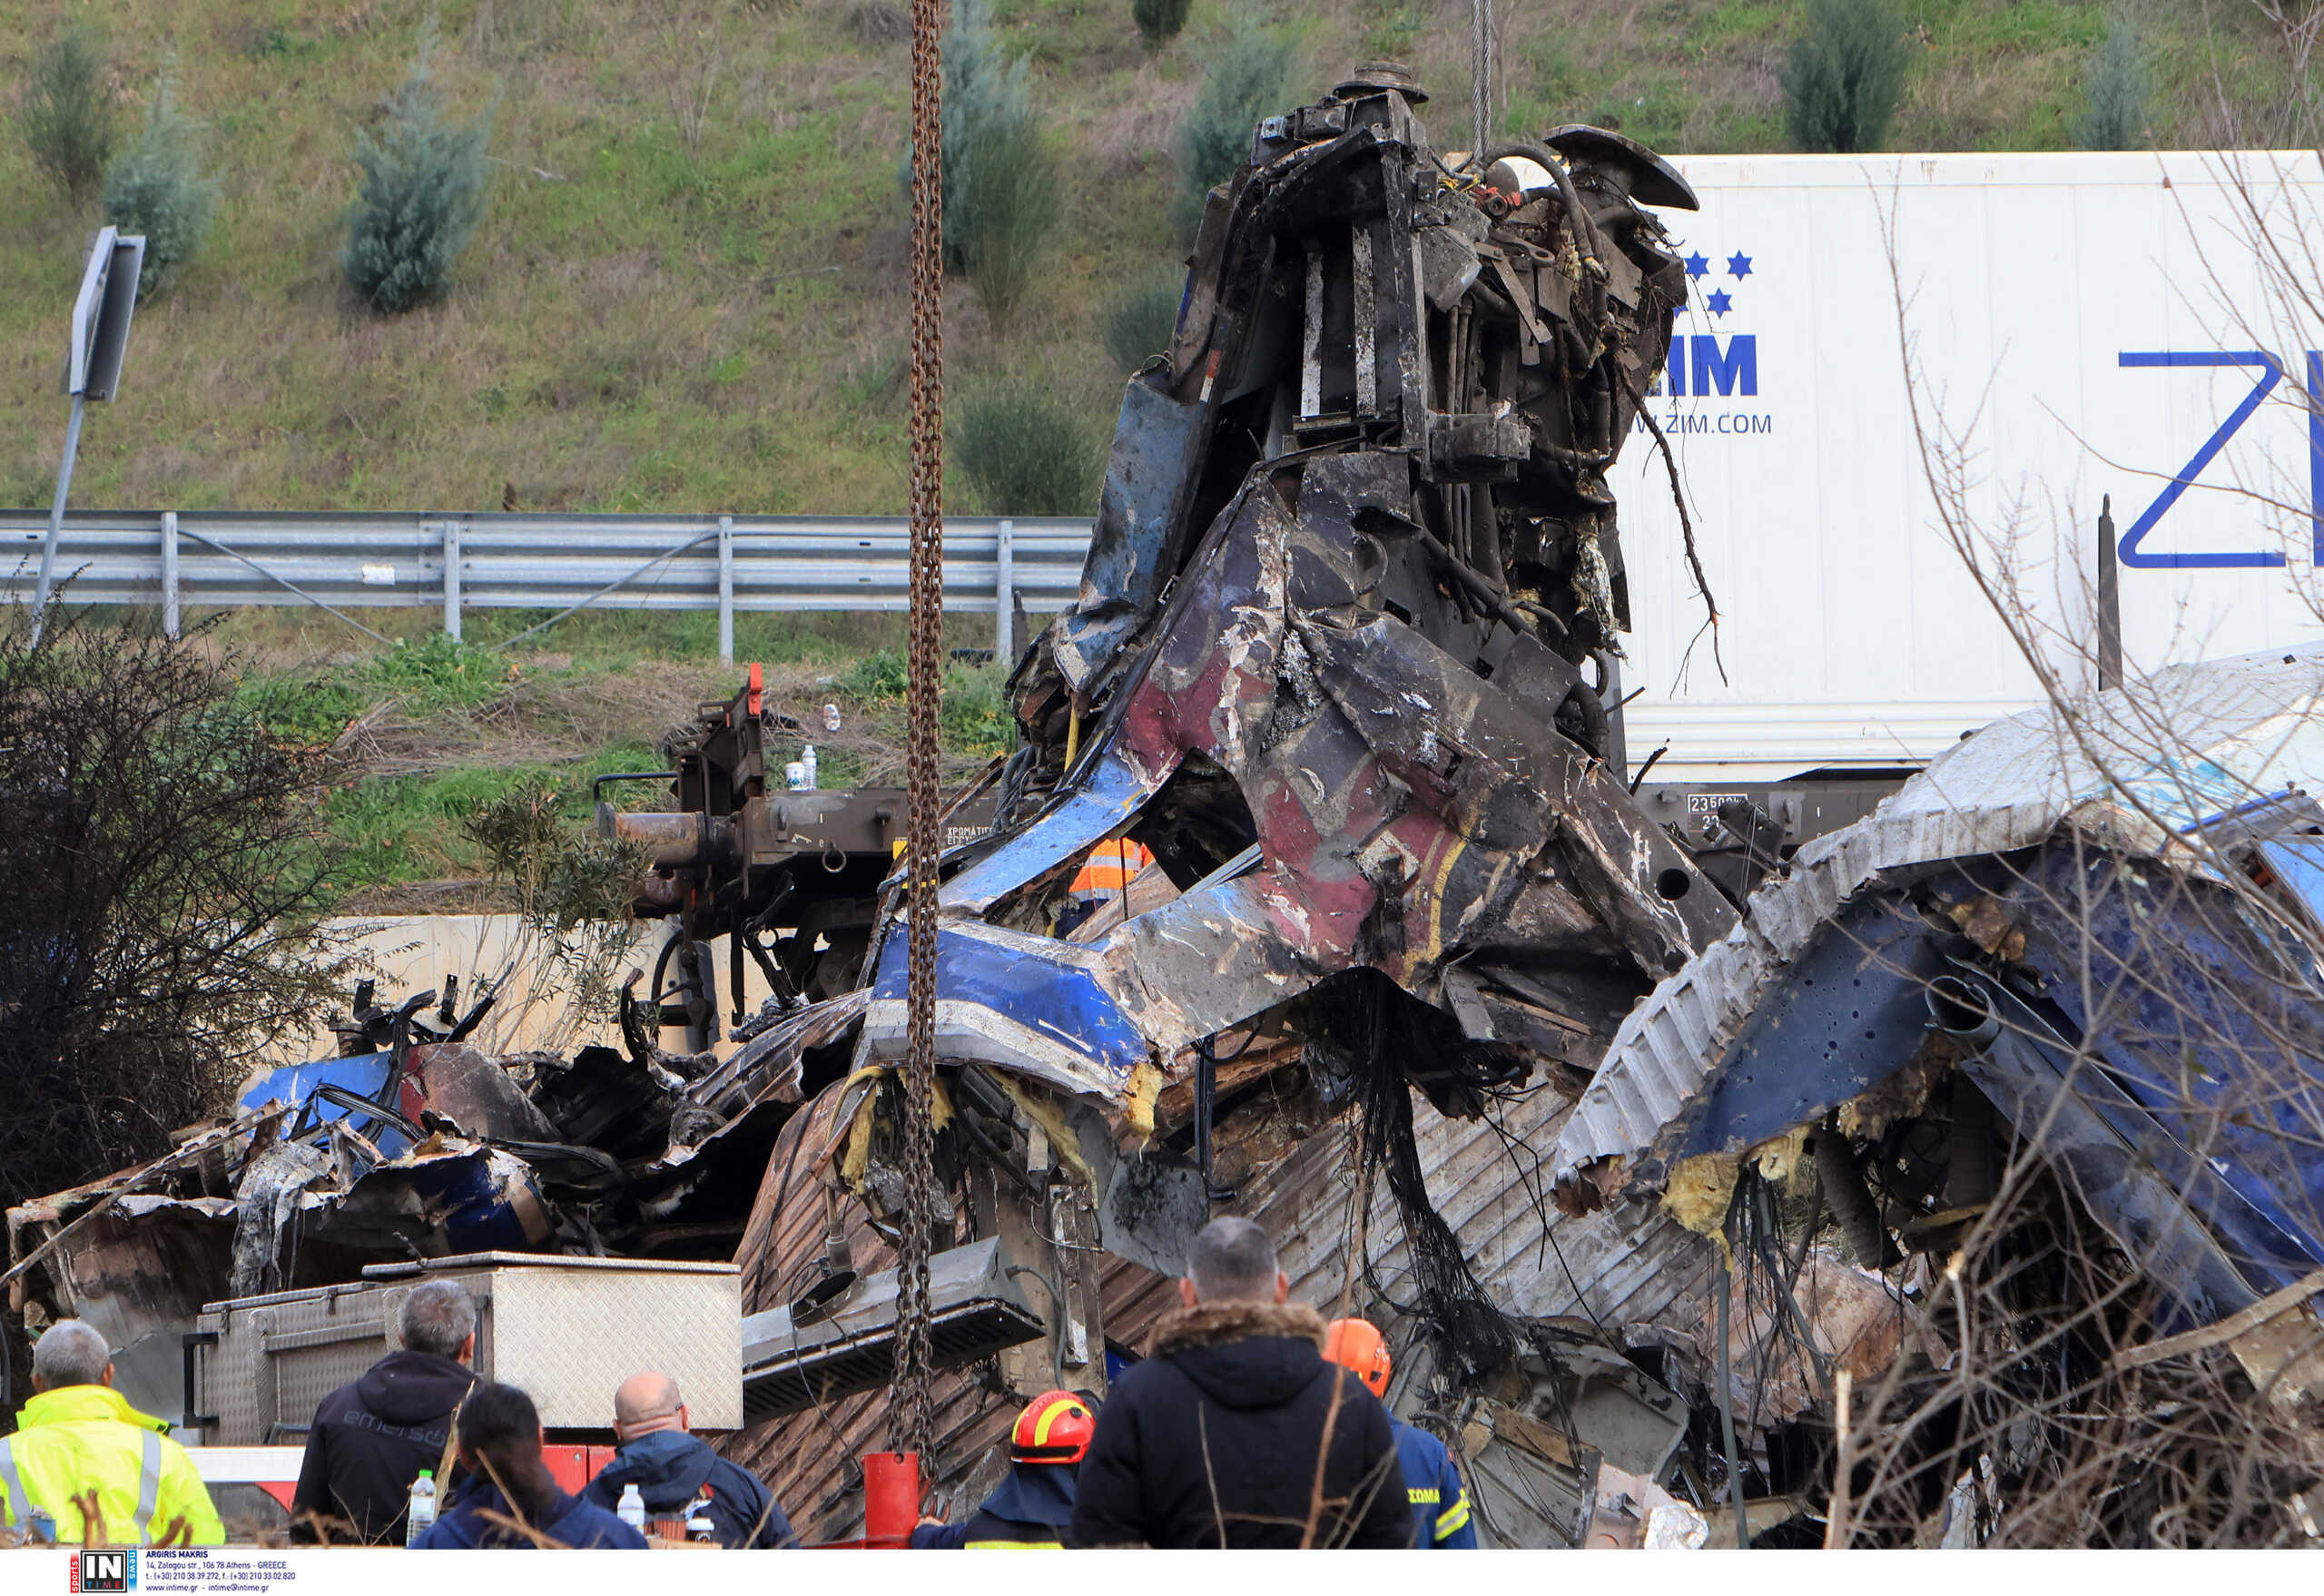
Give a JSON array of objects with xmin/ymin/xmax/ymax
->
[{"xmin": 15, "ymin": 64, "xmax": 2324, "ymax": 1551}]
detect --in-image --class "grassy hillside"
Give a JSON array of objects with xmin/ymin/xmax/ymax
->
[
  {"xmin": 0, "ymin": 0, "xmax": 2299, "ymax": 518},
  {"xmin": 1, "ymin": 0, "xmax": 2302, "ymax": 901}
]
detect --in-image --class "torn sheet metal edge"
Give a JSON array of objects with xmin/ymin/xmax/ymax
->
[
  {"xmin": 1555, "ymin": 644, "xmax": 2324, "ymax": 1183},
  {"xmin": 859, "ymin": 921, "xmax": 1154, "ymax": 1098},
  {"xmin": 940, "ymin": 751, "xmax": 1172, "ymax": 914}
]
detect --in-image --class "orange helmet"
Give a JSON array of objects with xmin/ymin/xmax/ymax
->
[
  {"xmin": 1323, "ymin": 1318, "xmax": 1393, "ymax": 1399},
  {"xmin": 1009, "ymin": 1390, "xmax": 1096, "ymax": 1466}
]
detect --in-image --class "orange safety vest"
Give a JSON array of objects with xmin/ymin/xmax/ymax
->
[{"xmin": 1068, "ymin": 839, "xmax": 1154, "ymax": 896}]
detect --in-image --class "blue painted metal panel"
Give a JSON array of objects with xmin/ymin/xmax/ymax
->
[
  {"xmin": 940, "ymin": 752, "xmax": 1162, "ymax": 912},
  {"xmin": 867, "ymin": 924, "xmax": 1149, "ymax": 1081},
  {"xmin": 1656, "ymin": 896, "xmax": 1941, "ymax": 1169},
  {"xmin": 237, "ymin": 1051, "xmax": 415, "ymax": 1157},
  {"xmin": 399, "ymin": 1151, "xmax": 544, "ymax": 1254},
  {"xmin": 1962, "ymin": 848, "xmax": 2324, "ymax": 1288}
]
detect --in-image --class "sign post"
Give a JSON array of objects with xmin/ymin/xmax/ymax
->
[{"xmin": 31, "ymin": 227, "xmax": 145, "ymax": 644}]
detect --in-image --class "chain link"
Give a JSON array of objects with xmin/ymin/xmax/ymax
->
[
  {"xmin": 1471, "ymin": 0, "xmax": 1492, "ymax": 163},
  {"xmin": 892, "ymin": 0, "xmax": 945, "ymax": 1465}
]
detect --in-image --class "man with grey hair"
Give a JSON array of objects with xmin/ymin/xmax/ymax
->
[
  {"xmin": 1068, "ymin": 1217, "xmax": 1409, "ymax": 1547},
  {"xmin": 1, "ymin": 1319, "xmax": 223, "ymax": 1544},
  {"xmin": 290, "ymin": 1278, "xmax": 478, "ymax": 1542}
]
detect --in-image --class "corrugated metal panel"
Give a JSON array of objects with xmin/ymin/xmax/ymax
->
[
  {"xmin": 726, "ymin": 1072, "xmax": 1717, "ymax": 1539},
  {"xmin": 1105, "ymin": 1082, "xmax": 1717, "ymax": 1357},
  {"xmin": 1555, "ymin": 645, "xmax": 2324, "ymax": 1181}
]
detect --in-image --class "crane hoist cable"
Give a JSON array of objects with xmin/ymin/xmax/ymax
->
[{"xmin": 891, "ymin": 0, "xmax": 945, "ymax": 1465}]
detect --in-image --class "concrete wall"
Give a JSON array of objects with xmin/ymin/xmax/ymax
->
[{"xmin": 261, "ymin": 915, "xmax": 793, "ymax": 1066}]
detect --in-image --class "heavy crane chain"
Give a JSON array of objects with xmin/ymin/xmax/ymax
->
[
  {"xmin": 1471, "ymin": 0, "xmax": 1493, "ymax": 163},
  {"xmin": 892, "ymin": 0, "xmax": 946, "ymax": 1465}
]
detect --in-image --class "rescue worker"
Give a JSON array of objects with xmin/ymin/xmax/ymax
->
[
  {"xmin": 0, "ymin": 1319, "xmax": 223, "ymax": 1546},
  {"xmin": 1323, "ymin": 1318, "xmax": 1476, "ymax": 1549},
  {"xmin": 580, "ymin": 1371, "xmax": 794, "ymax": 1547},
  {"xmin": 910, "ymin": 1389, "xmax": 1092, "ymax": 1548},
  {"xmin": 290, "ymin": 1278, "xmax": 478, "ymax": 1542},
  {"xmin": 414, "ymin": 1382, "xmax": 645, "ymax": 1550},
  {"xmin": 1069, "ymin": 1217, "xmax": 1411, "ymax": 1548},
  {"xmin": 1056, "ymin": 837, "xmax": 1155, "ymax": 937}
]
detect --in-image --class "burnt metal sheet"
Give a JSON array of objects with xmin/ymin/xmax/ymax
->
[
  {"xmin": 1052, "ymin": 374, "xmax": 1213, "ymax": 691},
  {"xmin": 723, "ymin": 1090, "xmax": 1021, "ymax": 1542}
]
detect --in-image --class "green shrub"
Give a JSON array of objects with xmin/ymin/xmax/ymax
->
[
  {"xmin": 904, "ymin": 0, "xmax": 1059, "ymax": 313},
  {"xmin": 19, "ymin": 27, "xmax": 117, "ymax": 202},
  {"xmin": 103, "ymin": 79, "xmax": 220, "ymax": 299},
  {"xmin": 957, "ymin": 100, "xmax": 1059, "ymax": 323},
  {"xmin": 928, "ymin": 0, "xmax": 1026, "ymax": 268},
  {"xmin": 952, "ymin": 375, "xmax": 1101, "ymax": 516},
  {"xmin": 1176, "ymin": 19, "xmax": 1294, "ymax": 239},
  {"xmin": 1100, "ymin": 266, "xmax": 1184, "ymax": 373},
  {"xmin": 2073, "ymin": 9, "xmax": 2148, "ymax": 151},
  {"xmin": 941, "ymin": 662, "xmax": 1011, "ymax": 757},
  {"xmin": 844, "ymin": 648, "xmax": 909, "ymax": 700},
  {"xmin": 342, "ymin": 39, "xmax": 493, "ymax": 314},
  {"xmin": 1133, "ymin": 0, "xmax": 1192, "ymax": 50},
  {"xmin": 1780, "ymin": 0, "xmax": 1909, "ymax": 153}
]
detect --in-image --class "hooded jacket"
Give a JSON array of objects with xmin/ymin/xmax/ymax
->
[
  {"xmin": 290, "ymin": 1349, "xmax": 477, "ymax": 1543},
  {"xmin": 911, "ymin": 1462, "xmax": 1078, "ymax": 1548},
  {"xmin": 578, "ymin": 1428, "xmax": 794, "ymax": 1548},
  {"xmin": 1068, "ymin": 1300, "xmax": 1410, "ymax": 1549},
  {"xmin": 0, "ymin": 1385, "xmax": 223, "ymax": 1546},
  {"xmin": 412, "ymin": 1473, "xmax": 646, "ymax": 1550}
]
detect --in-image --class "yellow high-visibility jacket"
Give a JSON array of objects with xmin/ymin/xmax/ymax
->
[{"xmin": 0, "ymin": 1385, "xmax": 225, "ymax": 1546}]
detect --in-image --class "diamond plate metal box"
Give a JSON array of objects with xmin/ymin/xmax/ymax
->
[{"xmin": 195, "ymin": 1252, "xmax": 740, "ymax": 1443}]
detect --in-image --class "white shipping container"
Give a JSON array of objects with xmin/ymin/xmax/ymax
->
[{"xmin": 1611, "ymin": 151, "xmax": 2324, "ymax": 779}]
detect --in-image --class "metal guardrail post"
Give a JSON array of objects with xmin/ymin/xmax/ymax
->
[
  {"xmin": 441, "ymin": 521, "xmax": 462, "ymax": 641},
  {"xmin": 0, "ymin": 510, "xmax": 1095, "ymax": 622},
  {"xmin": 717, "ymin": 514, "xmax": 735, "ymax": 665},
  {"xmin": 161, "ymin": 511, "xmax": 180, "ymax": 638},
  {"xmin": 996, "ymin": 518, "xmax": 1013, "ymax": 659}
]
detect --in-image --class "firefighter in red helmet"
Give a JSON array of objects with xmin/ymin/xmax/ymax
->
[{"xmin": 910, "ymin": 1390, "xmax": 1094, "ymax": 1549}]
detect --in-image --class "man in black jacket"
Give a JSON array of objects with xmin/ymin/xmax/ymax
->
[
  {"xmin": 290, "ymin": 1280, "xmax": 478, "ymax": 1542},
  {"xmin": 579, "ymin": 1371, "xmax": 794, "ymax": 1547},
  {"xmin": 1069, "ymin": 1217, "xmax": 1409, "ymax": 1548}
]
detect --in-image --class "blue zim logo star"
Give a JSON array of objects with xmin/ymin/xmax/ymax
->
[
  {"xmin": 1682, "ymin": 251, "xmax": 1711, "ymax": 280},
  {"xmin": 1703, "ymin": 288, "xmax": 1733, "ymax": 318},
  {"xmin": 1726, "ymin": 251, "xmax": 1753, "ymax": 279}
]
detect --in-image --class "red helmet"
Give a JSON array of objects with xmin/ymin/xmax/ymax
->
[
  {"xmin": 1323, "ymin": 1318, "xmax": 1393, "ymax": 1399},
  {"xmin": 1009, "ymin": 1390, "xmax": 1096, "ymax": 1466}
]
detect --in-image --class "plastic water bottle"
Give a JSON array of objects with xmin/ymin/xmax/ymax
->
[
  {"xmin": 616, "ymin": 1483, "xmax": 647, "ymax": 1534},
  {"xmin": 404, "ymin": 1469, "xmax": 437, "ymax": 1546},
  {"xmin": 802, "ymin": 744, "xmax": 819, "ymax": 790}
]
